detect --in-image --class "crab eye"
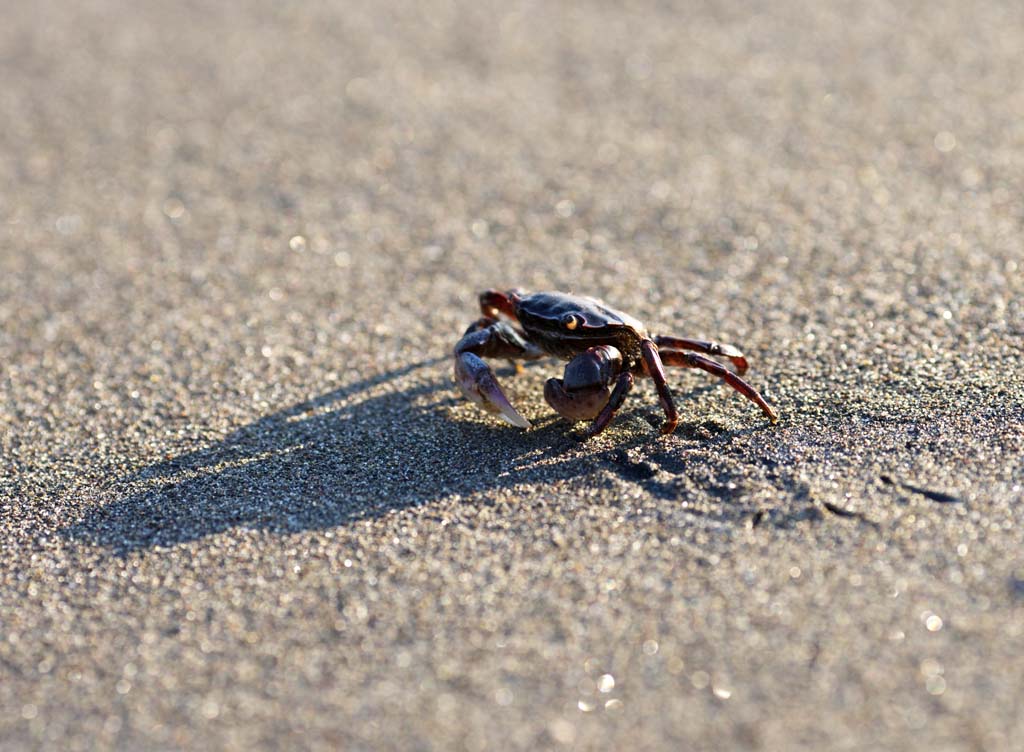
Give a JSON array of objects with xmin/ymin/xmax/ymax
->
[{"xmin": 562, "ymin": 314, "xmax": 580, "ymax": 330}]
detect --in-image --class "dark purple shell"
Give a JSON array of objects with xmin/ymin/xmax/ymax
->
[{"xmin": 515, "ymin": 292, "xmax": 648, "ymax": 360}]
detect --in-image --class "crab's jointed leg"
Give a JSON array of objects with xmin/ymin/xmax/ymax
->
[
  {"xmin": 454, "ymin": 319, "xmax": 542, "ymax": 429},
  {"xmin": 658, "ymin": 349, "xmax": 779, "ymax": 423},
  {"xmin": 478, "ymin": 289, "xmax": 521, "ymax": 321},
  {"xmin": 640, "ymin": 340, "xmax": 680, "ymax": 435},
  {"xmin": 653, "ymin": 335, "xmax": 749, "ymax": 374},
  {"xmin": 583, "ymin": 371, "xmax": 635, "ymax": 438}
]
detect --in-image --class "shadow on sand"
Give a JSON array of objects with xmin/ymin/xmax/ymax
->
[{"xmin": 62, "ymin": 357, "xmax": 721, "ymax": 554}]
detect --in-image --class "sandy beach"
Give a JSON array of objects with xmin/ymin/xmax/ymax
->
[{"xmin": 2, "ymin": 1, "xmax": 1023, "ymax": 749}]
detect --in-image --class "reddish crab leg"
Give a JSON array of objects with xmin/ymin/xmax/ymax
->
[
  {"xmin": 653, "ymin": 335, "xmax": 749, "ymax": 374},
  {"xmin": 640, "ymin": 340, "xmax": 680, "ymax": 435},
  {"xmin": 658, "ymin": 350, "xmax": 779, "ymax": 423},
  {"xmin": 479, "ymin": 289, "xmax": 521, "ymax": 321},
  {"xmin": 583, "ymin": 371, "xmax": 635, "ymax": 438}
]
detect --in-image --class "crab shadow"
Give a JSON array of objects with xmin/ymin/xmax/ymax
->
[{"xmin": 60, "ymin": 357, "xmax": 768, "ymax": 555}]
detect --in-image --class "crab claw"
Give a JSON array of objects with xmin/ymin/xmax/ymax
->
[
  {"xmin": 454, "ymin": 352, "xmax": 531, "ymax": 428},
  {"xmin": 544, "ymin": 379, "xmax": 612, "ymax": 422}
]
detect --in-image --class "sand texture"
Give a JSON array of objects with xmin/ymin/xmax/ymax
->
[{"xmin": 2, "ymin": 1, "xmax": 1023, "ymax": 749}]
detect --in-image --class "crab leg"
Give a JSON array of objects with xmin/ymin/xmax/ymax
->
[
  {"xmin": 583, "ymin": 372, "xmax": 635, "ymax": 439},
  {"xmin": 658, "ymin": 350, "xmax": 779, "ymax": 423},
  {"xmin": 479, "ymin": 289, "xmax": 521, "ymax": 321},
  {"xmin": 653, "ymin": 335, "xmax": 749, "ymax": 374},
  {"xmin": 454, "ymin": 320, "xmax": 542, "ymax": 429},
  {"xmin": 640, "ymin": 340, "xmax": 680, "ymax": 435}
]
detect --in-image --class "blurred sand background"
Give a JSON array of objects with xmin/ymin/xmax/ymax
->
[{"xmin": 2, "ymin": 0, "xmax": 1023, "ymax": 749}]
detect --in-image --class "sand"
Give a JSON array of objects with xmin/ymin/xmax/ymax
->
[{"xmin": 2, "ymin": 0, "xmax": 1023, "ymax": 749}]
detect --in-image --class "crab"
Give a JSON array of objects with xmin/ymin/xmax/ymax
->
[{"xmin": 454, "ymin": 289, "xmax": 779, "ymax": 438}]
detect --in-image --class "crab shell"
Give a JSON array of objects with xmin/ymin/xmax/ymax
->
[{"xmin": 513, "ymin": 292, "xmax": 649, "ymax": 361}]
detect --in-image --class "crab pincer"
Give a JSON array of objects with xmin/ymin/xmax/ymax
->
[
  {"xmin": 455, "ymin": 351, "xmax": 531, "ymax": 428},
  {"xmin": 453, "ymin": 318, "xmax": 539, "ymax": 428}
]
